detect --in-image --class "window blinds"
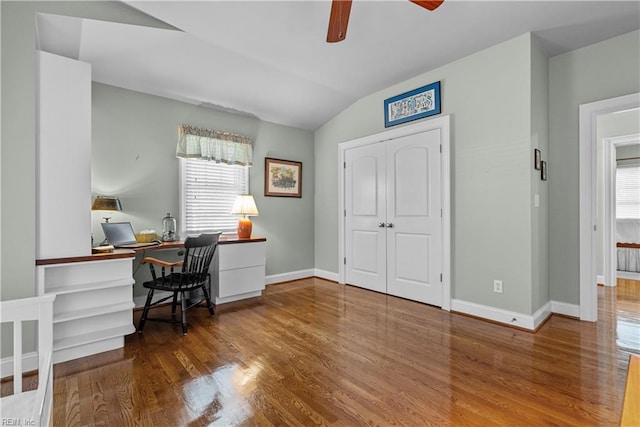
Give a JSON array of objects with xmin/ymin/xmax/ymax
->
[
  {"xmin": 616, "ymin": 163, "xmax": 640, "ymax": 219},
  {"xmin": 182, "ymin": 158, "xmax": 248, "ymax": 233}
]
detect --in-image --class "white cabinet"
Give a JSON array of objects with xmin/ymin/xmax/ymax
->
[
  {"xmin": 35, "ymin": 50, "xmax": 135, "ymax": 364},
  {"xmin": 36, "ymin": 51, "xmax": 92, "ymax": 259},
  {"xmin": 212, "ymin": 241, "xmax": 266, "ymax": 304},
  {"xmin": 37, "ymin": 255, "xmax": 135, "ymax": 364}
]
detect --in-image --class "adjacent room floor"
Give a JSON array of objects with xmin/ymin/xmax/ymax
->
[{"xmin": 5, "ymin": 277, "xmax": 639, "ymax": 426}]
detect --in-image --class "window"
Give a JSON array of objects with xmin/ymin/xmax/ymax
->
[
  {"xmin": 180, "ymin": 158, "xmax": 248, "ymax": 234},
  {"xmin": 616, "ymin": 163, "xmax": 640, "ymax": 219}
]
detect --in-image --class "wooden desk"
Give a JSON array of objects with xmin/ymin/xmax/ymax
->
[
  {"xmin": 132, "ymin": 234, "xmax": 267, "ymax": 305},
  {"xmin": 130, "ymin": 235, "xmax": 266, "ymax": 253},
  {"xmin": 36, "ymin": 248, "xmax": 135, "ymax": 265}
]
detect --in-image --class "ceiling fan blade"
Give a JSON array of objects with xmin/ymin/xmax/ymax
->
[
  {"xmin": 410, "ymin": 0, "xmax": 445, "ymax": 11},
  {"xmin": 327, "ymin": 0, "xmax": 353, "ymax": 43}
]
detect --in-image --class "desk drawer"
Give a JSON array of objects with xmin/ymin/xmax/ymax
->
[
  {"xmin": 218, "ymin": 265, "xmax": 265, "ymax": 298},
  {"xmin": 218, "ymin": 242, "xmax": 265, "ymax": 271}
]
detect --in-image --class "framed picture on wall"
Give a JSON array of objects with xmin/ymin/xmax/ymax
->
[
  {"xmin": 534, "ymin": 149, "xmax": 542, "ymax": 170},
  {"xmin": 541, "ymin": 160, "xmax": 547, "ymax": 181},
  {"xmin": 384, "ymin": 81, "xmax": 441, "ymax": 127},
  {"xmin": 265, "ymin": 158, "xmax": 302, "ymax": 197}
]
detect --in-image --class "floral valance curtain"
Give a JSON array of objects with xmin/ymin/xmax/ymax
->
[{"xmin": 176, "ymin": 124, "xmax": 253, "ymax": 166}]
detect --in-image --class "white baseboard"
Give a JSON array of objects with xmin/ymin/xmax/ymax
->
[
  {"xmin": 617, "ymin": 270, "xmax": 640, "ymax": 280},
  {"xmin": 451, "ymin": 298, "xmax": 581, "ymax": 330},
  {"xmin": 451, "ymin": 299, "xmax": 539, "ymax": 330},
  {"xmin": 1, "ymin": 352, "xmax": 38, "ymax": 378},
  {"xmin": 215, "ymin": 291, "xmax": 262, "ymax": 305},
  {"xmin": 313, "ymin": 269, "xmax": 339, "ymax": 282},
  {"xmin": 533, "ymin": 302, "xmax": 553, "ymax": 330},
  {"xmin": 265, "ymin": 269, "xmax": 314, "ymax": 285},
  {"xmin": 550, "ymin": 300, "xmax": 580, "ymax": 318},
  {"xmin": 597, "ymin": 275, "xmax": 605, "ymax": 284}
]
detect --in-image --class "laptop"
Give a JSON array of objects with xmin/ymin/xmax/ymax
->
[{"xmin": 101, "ymin": 222, "xmax": 160, "ymax": 248}]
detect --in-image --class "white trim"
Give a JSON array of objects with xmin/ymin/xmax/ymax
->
[
  {"xmin": 617, "ymin": 270, "xmax": 640, "ymax": 280},
  {"xmin": 338, "ymin": 116, "xmax": 451, "ymax": 310},
  {"xmin": 265, "ymin": 269, "xmax": 314, "ymax": 285},
  {"xmin": 533, "ymin": 302, "xmax": 553, "ymax": 330},
  {"xmin": 603, "ymin": 138, "xmax": 616, "ymax": 287},
  {"xmin": 579, "ymin": 93, "xmax": 639, "ymax": 322},
  {"xmin": 451, "ymin": 299, "xmax": 547, "ymax": 331},
  {"xmin": 314, "ymin": 269, "xmax": 339, "ymax": 283},
  {"xmin": 597, "ymin": 275, "xmax": 605, "ymax": 285},
  {"xmin": 214, "ymin": 291, "xmax": 262, "ymax": 305},
  {"xmin": 1, "ymin": 352, "xmax": 38, "ymax": 378},
  {"xmin": 604, "ymin": 133, "xmax": 640, "ymax": 287},
  {"xmin": 551, "ymin": 300, "xmax": 580, "ymax": 318}
]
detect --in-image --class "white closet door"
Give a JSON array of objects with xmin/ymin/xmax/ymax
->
[
  {"xmin": 345, "ymin": 142, "xmax": 387, "ymax": 293},
  {"xmin": 386, "ymin": 130, "xmax": 442, "ymax": 306}
]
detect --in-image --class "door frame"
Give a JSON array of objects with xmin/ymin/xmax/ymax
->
[
  {"xmin": 603, "ymin": 133, "xmax": 640, "ymax": 288},
  {"xmin": 338, "ymin": 116, "xmax": 451, "ymax": 310},
  {"xmin": 578, "ymin": 92, "xmax": 639, "ymax": 321}
]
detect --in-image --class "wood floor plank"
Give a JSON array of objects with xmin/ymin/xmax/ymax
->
[{"xmin": 42, "ymin": 277, "xmax": 640, "ymax": 426}]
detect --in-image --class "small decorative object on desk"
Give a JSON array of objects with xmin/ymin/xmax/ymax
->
[
  {"xmin": 136, "ymin": 230, "xmax": 158, "ymax": 243},
  {"xmin": 162, "ymin": 213, "xmax": 177, "ymax": 241},
  {"xmin": 92, "ymin": 245, "xmax": 114, "ymax": 254}
]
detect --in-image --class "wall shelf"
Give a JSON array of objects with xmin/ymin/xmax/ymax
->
[
  {"xmin": 46, "ymin": 278, "xmax": 134, "ymax": 296},
  {"xmin": 54, "ymin": 324, "xmax": 136, "ymax": 352},
  {"xmin": 53, "ymin": 301, "xmax": 135, "ymax": 324}
]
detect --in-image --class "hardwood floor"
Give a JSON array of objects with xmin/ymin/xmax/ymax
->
[{"xmin": 17, "ymin": 278, "xmax": 640, "ymax": 425}]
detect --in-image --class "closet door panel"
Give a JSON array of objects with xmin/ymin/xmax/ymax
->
[
  {"xmin": 345, "ymin": 143, "xmax": 387, "ymax": 293},
  {"xmin": 387, "ymin": 130, "xmax": 442, "ymax": 306}
]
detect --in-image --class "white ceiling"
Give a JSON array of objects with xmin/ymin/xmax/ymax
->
[{"xmin": 36, "ymin": 1, "xmax": 640, "ymax": 131}]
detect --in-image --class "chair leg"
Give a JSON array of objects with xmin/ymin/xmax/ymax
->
[
  {"xmin": 201, "ymin": 280, "xmax": 215, "ymax": 316},
  {"xmin": 138, "ymin": 288, "xmax": 155, "ymax": 333},
  {"xmin": 171, "ymin": 291, "xmax": 178, "ymax": 320},
  {"xmin": 180, "ymin": 291, "xmax": 188, "ymax": 335}
]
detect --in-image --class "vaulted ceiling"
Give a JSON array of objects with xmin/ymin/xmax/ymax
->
[{"xmin": 36, "ymin": 1, "xmax": 640, "ymax": 130}]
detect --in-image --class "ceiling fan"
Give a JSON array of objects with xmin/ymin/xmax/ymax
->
[{"xmin": 327, "ymin": 0, "xmax": 444, "ymax": 43}]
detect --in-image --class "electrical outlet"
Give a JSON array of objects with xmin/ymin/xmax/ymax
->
[{"xmin": 493, "ymin": 280, "xmax": 503, "ymax": 293}]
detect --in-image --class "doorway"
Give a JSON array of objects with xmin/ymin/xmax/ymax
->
[
  {"xmin": 579, "ymin": 92, "xmax": 640, "ymax": 321},
  {"xmin": 602, "ymin": 134, "xmax": 640, "ymax": 288}
]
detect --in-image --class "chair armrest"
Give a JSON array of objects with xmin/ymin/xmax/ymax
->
[{"xmin": 141, "ymin": 257, "xmax": 184, "ymax": 269}]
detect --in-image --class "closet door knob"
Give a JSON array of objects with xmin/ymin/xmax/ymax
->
[
  {"xmin": 378, "ymin": 222, "xmax": 386, "ymax": 228},
  {"xmin": 385, "ymin": 223, "xmax": 394, "ymax": 228}
]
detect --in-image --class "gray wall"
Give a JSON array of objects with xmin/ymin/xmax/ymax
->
[
  {"xmin": 315, "ymin": 33, "xmax": 537, "ymax": 314},
  {"xmin": 1, "ymin": 0, "xmax": 315, "ymax": 305},
  {"xmin": 1, "ymin": 1, "xmax": 175, "ymax": 301},
  {"xmin": 92, "ymin": 83, "xmax": 314, "ymax": 299},
  {"xmin": 549, "ymin": 30, "xmax": 640, "ymax": 304},
  {"xmin": 530, "ymin": 37, "xmax": 550, "ymax": 312}
]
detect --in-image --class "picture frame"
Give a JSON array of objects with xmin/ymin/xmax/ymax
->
[
  {"xmin": 384, "ymin": 81, "xmax": 441, "ymax": 127},
  {"xmin": 265, "ymin": 158, "xmax": 302, "ymax": 198},
  {"xmin": 534, "ymin": 149, "xmax": 541, "ymax": 170},
  {"xmin": 541, "ymin": 160, "xmax": 547, "ymax": 181}
]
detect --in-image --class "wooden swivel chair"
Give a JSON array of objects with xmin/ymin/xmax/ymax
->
[{"xmin": 138, "ymin": 232, "xmax": 221, "ymax": 335}]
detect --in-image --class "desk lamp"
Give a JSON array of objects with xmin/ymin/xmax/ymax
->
[
  {"xmin": 231, "ymin": 195, "xmax": 259, "ymax": 238},
  {"xmin": 91, "ymin": 196, "xmax": 122, "ymax": 223}
]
